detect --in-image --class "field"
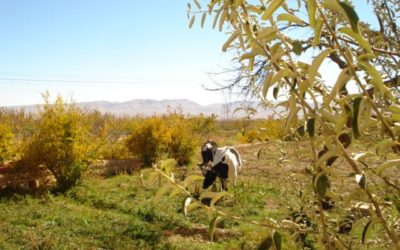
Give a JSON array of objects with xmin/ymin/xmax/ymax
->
[{"xmin": 1, "ymin": 138, "xmax": 391, "ymax": 249}]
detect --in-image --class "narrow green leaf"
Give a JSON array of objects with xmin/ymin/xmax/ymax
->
[
  {"xmin": 208, "ymin": 215, "xmax": 220, "ymax": 241},
  {"xmin": 222, "ymin": 29, "xmax": 240, "ymax": 52},
  {"xmin": 308, "ymin": 49, "xmax": 334, "ymax": 86},
  {"xmin": 328, "ymin": 67, "xmax": 352, "ymax": 102},
  {"xmin": 189, "ymin": 15, "xmax": 195, "ymax": 29},
  {"xmin": 314, "ymin": 173, "xmax": 329, "ymax": 198},
  {"xmin": 291, "ymin": 40, "xmax": 302, "ymax": 55},
  {"xmin": 271, "ymin": 69, "xmax": 292, "ymax": 86},
  {"xmin": 307, "ymin": 118, "xmax": 316, "ymax": 138},
  {"xmin": 352, "ymin": 97, "xmax": 362, "ymax": 139},
  {"xmin": 193, "ymin": 0, "xmax": 201, "ymax": 10},
  {"xmin": 339, "ymin": 27, "xmax": 372, "ymax": 53},
  {"xmin": 358, "ymin": 61, "xmax": 392, "ymax": 100},
  {"xmin": 261, "ymin": 0, "xmax": 285, "ymax": 20},
  {"xmin": 161, "ymin": 159, "xmax": 177, "ymax": 176},
  {"xmin": 338, "ymin": 1, "xmax": 360, "ymax": 33},
  {"xmin": 200, "ymin": 191, "xmax": 218, "ymax": 200},
  {"xmin": 210, "ymin": 191, "xmax": 229, "ymax": 207},
  {"xmin": 154, "ymin": 184, "xmax": 171, "ymax": 203},
  {"xmin": 306, "ymin": 0, "xmax": 316, "ymax": 27},
  {"xmin": 201, "ymin": 12, "xmax": 206, "ymax": 28},
  {"xmin": 182, "ymin": 175, "xmax": 204, "ymax": 188},
  {"xmin": 262, "ymin": 73, "xmax": 273, "ymax": 98},
  {"xmin": 376, "ymin": 159, "xmax": 400, "ymax": 176},
  {"xmin": 322, "ymin": 0, "xmax": 342, "ymax": 12},
  {"xmin": 313, "ymin": 19, "xmax": 324, "ymax": 45},
  {"xmin": 277, "ymin": 13, "xmax": 304, "ymax": 25},
  {"xmin": 362, "ymin": 220, "xmax": 372, "ymax": 244},
  {"xmin": 272, "ymin": 230, "xmax": 282, "ymax": 250}
]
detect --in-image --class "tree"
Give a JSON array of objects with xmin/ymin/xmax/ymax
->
[
  {"xmin": 184, "ymin": 0, "xmax": 400, "ymax": 248},
  {"xmin": 18, "ymin": 94, "xmax": 92, "ymax": 192}
]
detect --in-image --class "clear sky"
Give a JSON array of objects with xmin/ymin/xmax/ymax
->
[
  {"xmin": 0, "ymin": 0, "xmax": 375, "ymax": 107},
  {"xmin": 0, "ymin": 0, "xmax": 234, "ymax": 106}
]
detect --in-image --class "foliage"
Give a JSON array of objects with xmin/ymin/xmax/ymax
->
[
  {"xmin": 179, "ymin": 0, "xmax": 400, "ymax": 248},
  {"xmin": 126, "ymin": 116, "xmax": 172, "ymax": 166},
  {"xmin": 126, "ymin": 112, "xmax": 203, "ymax": 167},
  {"xmin": 18, "ymin": 94, "xmax": 92, "ymax": 192},
  {"xmin": 166, "ymin": 113, "xmax": 199, "ymax": 166},
  {"xmin": 84, "ymin": 111, "xmax": 132, "ymax": 160},
  {"xmin": 238, "ymin": 118, "xmax": 285, "ymax": 143},
  {"xmin": 0, "ymin": 122, "xmax": 15, "ymax": 164}
]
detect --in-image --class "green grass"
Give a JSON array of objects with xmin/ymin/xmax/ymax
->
[
  {"xmin": 0, "ymin": 140, "xmax": 303, "ymax": 249},
  {"xmin": 0, "ymin": 169, "xmax": 290, "ymax": 249}
]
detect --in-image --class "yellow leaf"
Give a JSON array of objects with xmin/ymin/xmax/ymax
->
[
  {"xmin": 376, "ymin": 159, "xmax": 400, "ymax": 176},
  {"xmin": 270, "ymin": 68, "xmax": 292, "ymax": 86},
  {"xmin": 189, "ymin": 15, "xmax": 196, "ymax": 29},
  {"xmin": 257, "ymin": 27, "xmax": 278, "ymax": 40},
  {"xmin": 313, "ymin": 19, "xmax": 324, "ymax": 46},
  {"xmin": 201, "ymin": 12, "xmax": 206, "ymax": 28},
  {"xmin": 261, "ymin": 0, "xmax": 285, "ymax": 21},
  {"xmin": 154, "ymin": 184, "xmax": 171, "ymax": 203},
  {"xmin": 270, "ymin": 50, "xmax": 286, "ymax": 63},
  {"xmin": 212, "ymin": 7, "xmax": 223, "ymax": 29},
  {"xmin": 277, "ymin": 13, "xmax": 304, "ymax": 25},
  {"xmin": 358, "ymin": 61, "xmax": 392, "ymax": 99},
  {"xmin": 219, "ymin": 9, "xmax": 228, "ymax": 32},
  {"xmin": 210, "ymin": 191, "xmax": 230, "ymax": 207},
  {"xmin": 328, "ymin": 67, "xmax": 352, "ymax": 102},
  {"xmin": 307, "ymin": 0, "xmax": 316, "ymax": 27},
  {"xmin": 262, "ymin": 73, "xmax": 274, "ymax": 98},
  {"xmin": 339, "ymin": 27, "xmax": 372, "ymax": 53},
  {"xmin": 193, "ymin": 0, "xmax": 201, "ymax": 9},
  {"xmin": 308, "ymin": 48, "xmax": 334, "ymax": 86},
  {"xmin": 222, "ymin": 30, "xmax": 240, "ymax": 52},
  {"xmin": 322, "ymin": 0, "xmax": 342, "ymax": 12},
  {"xmin": 319, "ymin": 109, "xmax": 337, "ymax": 123}
]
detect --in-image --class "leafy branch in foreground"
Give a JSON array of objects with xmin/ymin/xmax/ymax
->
[
  {"xmin": 184, "ymin": 0, "xmax": 399, "ymax": 248},
  {"xmin": 142, "ymin": 159, "xmax": 312, "ymax": 244}
]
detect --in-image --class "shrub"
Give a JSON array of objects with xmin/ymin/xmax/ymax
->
[
  {"xmin": 126, "ymin": 117, "xmax": 171, "ymax": 166},
  {"xmin": 18, "ymin": 95, "xmax": 91, "ymax": 192},
  {"xmin": 166, "ymin": 114, "xmax": 198, "ymax": 166},
  {"xmin": 126, "ymin": 114, "xmax": 199, "ymax": 167},
  {"xmin": 0, "ymin": 123, "xmax": 15, "ymax": 164}
]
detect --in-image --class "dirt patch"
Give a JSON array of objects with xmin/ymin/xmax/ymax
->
[
  {"xmin": 164, "ymin": 225, "xmax": 242, "ymax": 242},
  {"xmin": 88, "ymin": 159, "xmax": 142, "ymax": 177},
  {"xmin": 0, "ymin": 165, "xmax": 56, "ymax": 195}
]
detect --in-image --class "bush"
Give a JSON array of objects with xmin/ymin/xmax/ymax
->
[
  {"xmin": 166, "ymin": 114, "xmax": 198, "ymax": 166},
  {"xmin": 126, "ymin": 117, "xmax": 172, "ymax": 166},
  {"xmin": 0, "ymin": 123, "xmax": 15, "ymax": 164},
  {"xmin": 126, "ymin": 114, "xmax": 199, "ymax": 167},
  {"xmin": 18, "ymin": 95, "xmax": 91, "ymax": 192}
]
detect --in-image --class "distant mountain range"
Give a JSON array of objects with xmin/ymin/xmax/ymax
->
[{"xmin": 4, "ymin": 99, "xmax": 276, "ymax": 119}]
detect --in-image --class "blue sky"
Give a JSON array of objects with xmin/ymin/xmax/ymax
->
[
  {"xmin": 0, "ymin": 0, "xmax": 375, "ymax": 106},
  {"xmin": 0, "ymin": 0, "xmax": 232, "ymax": 106}
]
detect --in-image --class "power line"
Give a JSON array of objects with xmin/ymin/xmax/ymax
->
[{"xmin": 0, "ymin": 77, "xmax": 195, "ymax": 86}]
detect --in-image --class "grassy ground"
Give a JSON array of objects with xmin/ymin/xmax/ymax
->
[{"xmin": 0, "ymin": 140, "xmax": 397, "ymax": 249}]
